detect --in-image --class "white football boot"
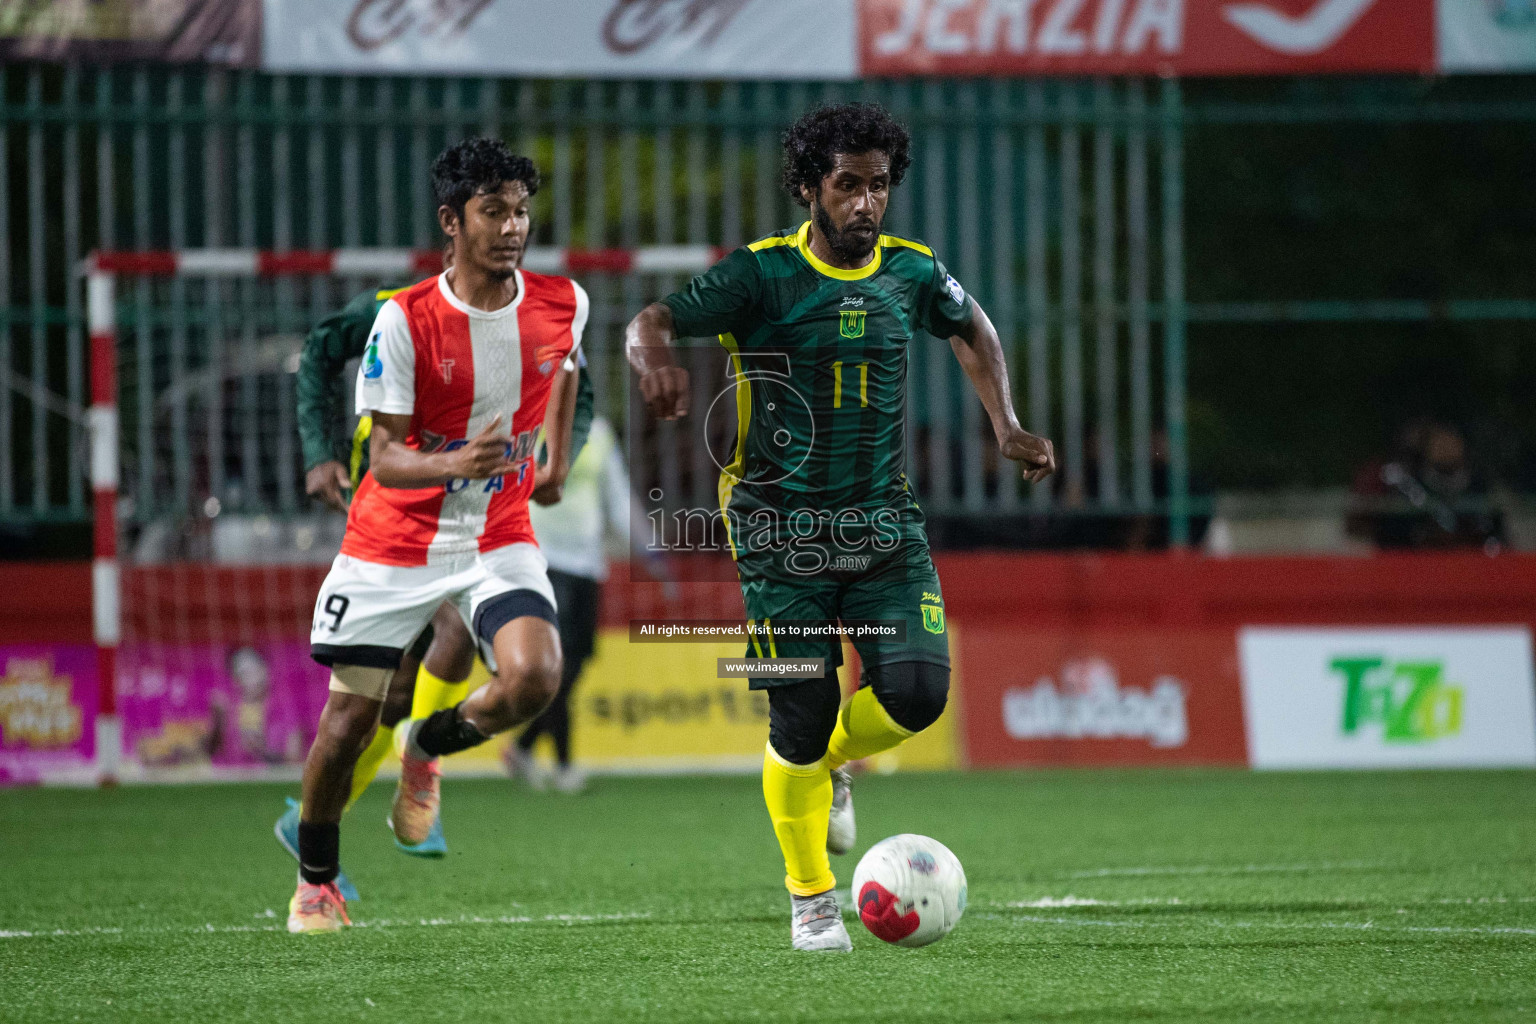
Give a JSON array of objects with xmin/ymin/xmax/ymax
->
[
  {"xmin": 826, "ymin": 767, "xmax": 856, "ymax": 855},
  {"xmin": 790, "ymin": 890, "xmax": 853, "ymax": 952}
]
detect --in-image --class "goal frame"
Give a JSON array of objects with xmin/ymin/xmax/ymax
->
[{"xmin": 80, "ymin": 243, "xmax": 721, "ymax": 785}]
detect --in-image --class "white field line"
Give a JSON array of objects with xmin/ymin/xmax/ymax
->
[
  {"xmin": 1004, "ymin": 896, "xmax": 1536, "ymax": 910},
  {"xmin": 983, "ymin": 911, "xmax": 1536, "ymax": 938},
  {"xmin": 1009, "ymin": 896, "xmax": 1187, "ymax": 908},
  {"xmin": 0, "ymin": 911, "xmax": 649, "ymax": 941},
  {"xmin": 1061, "ymin": 861, "xmax": 1392, "ymax": 879}
]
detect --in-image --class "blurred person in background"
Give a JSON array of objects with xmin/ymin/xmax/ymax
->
[
  {"xmin": 1348, "ymin": 418, "xmax": 1503, "ymax": 551},
  {"xmin": 507, "ymin": 414, "xmax": 669, "ymax": 793}
]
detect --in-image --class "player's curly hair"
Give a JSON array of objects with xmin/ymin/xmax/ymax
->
[
  {"xmin": 431, "ymin": 137, "xmax": 541, "ymax": 223},
  {"xmin": 781, "ymin": 102, "xmax": 912, "ymax": 209}
]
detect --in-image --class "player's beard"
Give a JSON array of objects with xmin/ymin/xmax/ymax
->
[{"xmin": 813, "ymin": 201, "xmax": 881, "ymax": 265}]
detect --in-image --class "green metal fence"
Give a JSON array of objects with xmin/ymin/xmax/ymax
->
[
  {"xmin": 9, "ymin": 67, "xmax": 1536, "ymax": 549},
  {"xmin": 1, "ymin": 66, "xmax": 1194, "ymax": 541}
]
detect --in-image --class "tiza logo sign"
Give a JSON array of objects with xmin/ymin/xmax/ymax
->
[{"xmin": 1334, "ymin": 656, "xmax": 1463, "ymax": 743}]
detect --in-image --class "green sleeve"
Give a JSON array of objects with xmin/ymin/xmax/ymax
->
[
  {"xmin": 659, "ymin": 246, "xmax": 763, "ymax": 339},
  {"xmin": 296, "ymin": 289, "xmax": 388, "ymax": 471},
  {"xmin": 569, "ymin": 357, "xmax": 596, "ymax": 463},
  {"xmin": 920, "ymin": 255, "xmax": 976, "ymax": 340}
]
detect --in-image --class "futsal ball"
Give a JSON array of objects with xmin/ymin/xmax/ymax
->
[{"xmin": 852, "ymin": 834, "xmax": 967, "ymax": 948}]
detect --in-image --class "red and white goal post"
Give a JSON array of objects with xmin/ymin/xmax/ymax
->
[{"xmin": 81, "ymin": 245, "xmax": 723, "ymax": 786}]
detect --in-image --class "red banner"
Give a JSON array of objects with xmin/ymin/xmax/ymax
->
[
  {"xmin": 957, "ymin": 626, "xmax": 1247, "ymax": 767},
  {"xmin": 859, "ymin": 0, "xmax": 1436, "ymax": 77}
]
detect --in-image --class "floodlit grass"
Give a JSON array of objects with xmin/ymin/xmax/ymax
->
[{"xmin": 4, "ymin": 769, "xmax": 1536, "ymax": 1022}]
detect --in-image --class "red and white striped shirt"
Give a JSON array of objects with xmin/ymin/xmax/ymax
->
[{"xmin": 342, "ymin": 269, "xmax": 589, "ymax": 567}]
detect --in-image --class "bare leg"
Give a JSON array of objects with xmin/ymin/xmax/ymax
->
[
  {"xmin": 423, "ymin": 603, "xmax": 476, "ymax": 683},
  {"xmin": 301, "ymin": 690, "xmax": 383, "ymax": 825},
  {"xmin": 379, "ymin": 652, "xmax": 420, "ymax": 730},
  {"xmin": 457, "ymin": 616, "xmax": 562, "ymax": 736}
]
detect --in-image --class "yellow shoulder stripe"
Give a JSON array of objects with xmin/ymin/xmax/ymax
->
[
  {"xmin": 747, "ymin": 233, "xmax": 796, "ymax": 253},
  {"xmin": 374, "ymin": 287, "xmax": 405, "ymax": 301},
  {"xmin": 879, "ymin": 235, "xmax": 934, "ymax": 257}
]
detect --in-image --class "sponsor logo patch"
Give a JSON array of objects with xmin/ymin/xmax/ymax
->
[
  {"xmin": 362, "ymin": 334, "xmax": 384, "ymax": 379},
  {"xmin": 944, "ymin": 274, "xmax": 966, "ymax": 306}
]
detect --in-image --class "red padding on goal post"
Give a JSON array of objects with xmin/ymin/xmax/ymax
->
[
  {"xmin": 412, "ymin": 249, "xmax": 445, "ymax": 275},
  {"xmin": 259, "ymin": 251, "xmax": 336, "ymax": 276},
  {"xmin": 93, "ymin": 251, "xmax": 179, "ymax": 276},
  {"xmin": 93, "ymin": 491, "xmax": 117, "ymax": 558},
  {"xmin": 566, "ymin": 248, "xmax": 635, "ymax": 274},
  {"xmin": 97, "ymin": 646, "xmax": 117, "ymax": 716},
  {"xmin": 90, "ymin": 332, "xmax": 116, "ymax": 405}
]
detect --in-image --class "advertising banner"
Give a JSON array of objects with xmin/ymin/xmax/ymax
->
[
  {"xmin": 118, "ymin": 642, "xmax": 329, "ymax": 775},
  {"xmin": 859, "ymin": 0, "xmax": 1436, "ymax": 77},
  {"xmin": 444, "ymin": 631, "xmax": 959, "ymax": 775},
  {"xmin": 0, "ymin": 0, "xmax": 258, "ymax": 64},
  {"xmin": 262, "ymin": 0, "xmax": 859, "ymax": 79},
  {"xmin": 1438, "ymin": 0, "xmax": 1536, "ymax": 71},
  {"xmin": 1239, "ymin": 627, "xmax": 1536, "ymax": 769},
  {"xmin": 957, "ymin": 626, "xmax": 1247, "ymax": 768},
  {"xmin": 0, "ymin": 646, "xmax": 98, "ymax": 785}
]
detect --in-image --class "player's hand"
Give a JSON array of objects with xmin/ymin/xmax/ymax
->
[
  {"xmin": 998, "ymin": 425, "xmax": 1056, "ymax": 484},
  {"xmin": 305, "ymin": 461, "xmax": 352, "ymax": 510},
  {"xmin": 452, "ymin": 415, "xmax": 520, "ymax": 480},
  {"xmin": 639, "ymin": 366, "xmax": 690, "ymax": 421},
  {"xmin": 530, "ymin": 460, "xmax": 565, "ymax": 506}
]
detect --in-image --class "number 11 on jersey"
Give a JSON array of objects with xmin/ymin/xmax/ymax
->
[{"xmin": 831, "ymin": 361, "xmax": 868, "ymax": 409}]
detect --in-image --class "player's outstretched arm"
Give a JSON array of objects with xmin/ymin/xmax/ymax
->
[
  {"xmin": 369, "ymin": 412, "xmax": 518, "ymax": 489},
  {"xmin": 532, "ymin": 364, "xmax": 580, "ymax": 506},
  {"xmin": 949, "ymin": 301, "xmax": 1056, "ymax": 485},
  {"xmin": 625, "ymin": 302, "xmax": 690, "ymax": 421}
]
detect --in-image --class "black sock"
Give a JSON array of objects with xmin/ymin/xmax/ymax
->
[
  {"xmin": 297, "ymin": 821, "xmax": 340, "ymax": 885},
  {"xmin": 415, "ymin": 705, "xmax": 489, "ymax": 758}
]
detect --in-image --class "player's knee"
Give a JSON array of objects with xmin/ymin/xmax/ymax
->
[
  {"xmin": 493, "ymin": 646, "xmax": 563, "ymax": 721},
  {"xmin": 319, "ymin": 694, "xmax": 380, "ymax": 753},
  {"xmin": 869, "ymin": 661, "xmax": 949, "ymax": 734},
  {"xmin": 767, "ymin": 673, "xmax": 842, "ymax": 765}
]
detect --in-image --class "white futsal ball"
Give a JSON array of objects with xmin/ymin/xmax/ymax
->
[{"xmin": 851, "ymin": 834, "xmax": 967, "ymax": 948}]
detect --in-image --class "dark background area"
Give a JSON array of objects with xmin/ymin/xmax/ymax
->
[{"xmin": 1182, "ymin": 76, "xmax": 1536, "ymax": 493}]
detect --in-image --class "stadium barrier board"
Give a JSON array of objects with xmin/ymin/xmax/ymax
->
[{"xmin": 4, "ymin": 553, "xmax": 1535, "ymax": 784}]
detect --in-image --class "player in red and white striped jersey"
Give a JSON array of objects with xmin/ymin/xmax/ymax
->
[{"xmin": 289, "ymin": 139, "xmax": 585, "ymax": 933}]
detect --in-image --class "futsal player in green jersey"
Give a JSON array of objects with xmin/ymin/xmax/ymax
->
[{"xmin": 626, "ymin": 103, "xmax": 1055, "ymax": 951}]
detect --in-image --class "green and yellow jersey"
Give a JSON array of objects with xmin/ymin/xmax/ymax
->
[
  {"xmin": 660, "ymin": 221, "xmax": 974, "ymax": 557},
  {"xmin": 297, "ymin": 284, "xmax": 597, "ymax": 490}
]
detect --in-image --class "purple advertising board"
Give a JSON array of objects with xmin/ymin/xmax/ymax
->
[
  {"xmin": 1, "ymin": 642, "xmax": 331, "ymax": 785},
  {"xmin": 0, "ymin": 645, "xmax": 98, "ymax": 786}
]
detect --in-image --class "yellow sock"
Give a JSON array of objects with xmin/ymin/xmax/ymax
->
[
  {"xmin": 345, "ymin": 725, "xmax": 396, "ymax": 812},
  {"xmin": 762, "ymin": 744, "xmax": 836, "ymax": 896},
  {"xmin": 826, "ymin": 686, "xmax": 916, "ymax": 771},
  {"xmin": 411, "ymin": 663, "xmax": 473, "ymax": 720}
]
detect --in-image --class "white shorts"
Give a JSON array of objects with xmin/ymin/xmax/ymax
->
[{"xmin": 309, "ymin": 543, "xmax": 558, "ymax": 676}]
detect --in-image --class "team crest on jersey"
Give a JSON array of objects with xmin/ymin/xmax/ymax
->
[
  {"xmin": 944, "ymin": 274, "xmax": 965, "ymax": 306},
  {"xmin": 920, "ymin": 601, "xmax": 946, "ymax": 635},
  {"xmin": 535, "ymin": 343, "xmax": 564, "ymax": 375},
  {"xmin": 839, "ymin": 310, "xmax": 867, "ymax": 339},
  {"xmin": 363, "ymin": 334, "xmax": 384, "ymax": 379}
]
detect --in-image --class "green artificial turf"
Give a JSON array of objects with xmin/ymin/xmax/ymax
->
[{"xmin": 3, "ymin": 769, "xmax": 1536, "ymax": 1022}]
